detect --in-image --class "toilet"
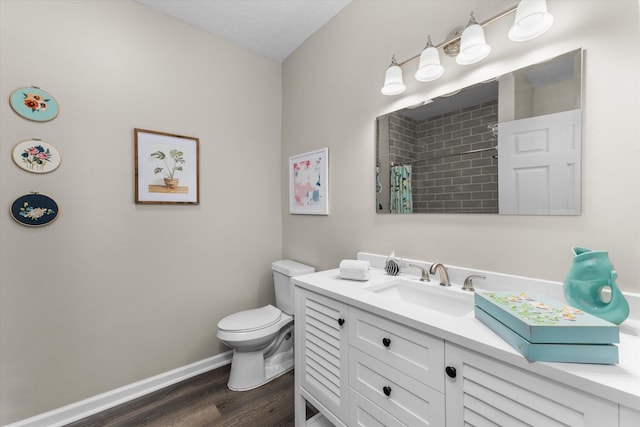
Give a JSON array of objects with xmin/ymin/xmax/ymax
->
[{"xmin": 217, "ymin": 259, "xmax": 315, "ymax": 391}]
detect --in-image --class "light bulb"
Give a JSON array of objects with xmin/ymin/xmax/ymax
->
[{"xmin": 381, "ymin": 56, "xmax": 406, "ymax": 96}]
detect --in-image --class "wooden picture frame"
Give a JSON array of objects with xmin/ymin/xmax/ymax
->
[
  {"xmin": 135, "ymin": 129, "xmax": 199, "ymax": 204},
  {"xmin": 289, "ymin": 147, "xmax": 329, "ymax": 215}
]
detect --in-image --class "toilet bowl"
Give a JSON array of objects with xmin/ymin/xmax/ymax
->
[
  {"xmin": 217, "ymin": 305, "xmax": 294, "ymax": 391},
  {"xmin": 216, "ymin": 260, "xmax": 314, "ymax": 391}
]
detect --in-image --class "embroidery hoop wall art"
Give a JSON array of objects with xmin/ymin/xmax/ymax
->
[
  {"xmin": 11, "ymin": 193, "xmax": 59, "ymax": 227},
  {"xmin": 9, "ymin": 86, "xmax": 60, "ymax": 122},
  {"xmin": 12, "ymin": 139, "xmax": 61, "ymax": 174},
  {"xmin": 289, "ymin": 147, "xmax": 329, "ymax": 215}
]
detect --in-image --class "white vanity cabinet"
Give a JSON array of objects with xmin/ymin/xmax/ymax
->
[
  {"xmin": 295, "ymin": 289, "xmax": 622, "ymax": 427},
  {"xmin": 348, "ymin": 307, "xmax": 445, "ymax": 426},
  {"xmin": 444, "ymin": 342, "xmax": 619, "ymax": 426},
  {"xmin": 294, "ymin": 269, "xmax": 637, "ymax": 427},
  {"xmin": 295, "ymin": 286, "xmax": 447, "ymax": 427},
  {"xmin": 620, "ymin": 406, "xmax": 640, "ymax": 427},
  {"xmin": 295, "ymin": 288, "xmax": 349, "ymax": 426}
]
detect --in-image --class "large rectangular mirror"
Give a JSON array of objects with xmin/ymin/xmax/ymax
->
[{"xmin": 376, "ymin": 48, "xmax": 583, "ymax": 215}]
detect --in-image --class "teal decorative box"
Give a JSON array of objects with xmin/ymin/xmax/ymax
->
[
  {"xmin": 475, "ymin": 291, "xmax": 619, "ymax": 344},
  {"xmin": 475, "ymin": 306, "xmax": 619, "ymax": 364}
]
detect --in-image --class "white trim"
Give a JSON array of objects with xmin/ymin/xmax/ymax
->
[{"xmin": 5, "ymin": 351, "xmax": 233, "ymax": 427}]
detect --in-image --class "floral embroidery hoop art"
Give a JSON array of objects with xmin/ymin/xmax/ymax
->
[
  {"xmin": 12, "ymin": 139, "xmax": 61, "ymax": 174},
  {"xmin": 9, "ymin": 86, "xmax": 60, "ymax": 122},
  {"xmin": 11, "ymin": 193, "xmax": 59, "ymax": 227}
]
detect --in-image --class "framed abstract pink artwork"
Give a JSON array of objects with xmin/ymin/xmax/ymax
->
[{"xmin": 289, "ymin": 148, "xmax": 328, "ymax": 215}]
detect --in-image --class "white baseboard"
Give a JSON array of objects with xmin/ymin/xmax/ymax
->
[{"xmin": 5, "ymin": 351, "xmax": 233, "ymax": 427}]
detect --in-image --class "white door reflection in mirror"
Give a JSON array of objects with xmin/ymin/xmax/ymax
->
[{"xmin": 498, "ymin": 109, "xmax": 581, "ymax": 215}]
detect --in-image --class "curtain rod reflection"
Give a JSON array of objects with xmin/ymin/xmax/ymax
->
[{"xmin": 390, "ymin": 146, "xmax": 497, "ymax": 166}]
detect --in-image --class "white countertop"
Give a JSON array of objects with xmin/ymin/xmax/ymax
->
[{"xmin": 293, "ymin": 266, "xmax": 640, "ymax": 410}]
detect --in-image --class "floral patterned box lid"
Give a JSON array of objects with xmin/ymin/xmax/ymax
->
[{"xmin": 475, "ymin": 291, "xmax": 619, "ymax": 344}]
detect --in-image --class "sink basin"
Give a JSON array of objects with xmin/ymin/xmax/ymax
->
[{"xmin": 366, "ymin": 279, "xmax": 474, "ymax": 317}]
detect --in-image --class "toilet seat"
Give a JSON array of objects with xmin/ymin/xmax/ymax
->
[
  {"xmin": 218, "ymin": 305, "xmax": 282, "ymax": 333},
  {"xmin": 217, "ymin": 305, "xmax": 292, "ymax": 345}
]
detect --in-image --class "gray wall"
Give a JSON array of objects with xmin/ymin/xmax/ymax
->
[
  {"xmin": 0, "ymin": 0, "xmax": 282, "ymax": 423},
  {"xmin": 282, "ymin": 1, "xmax": 639, "ymax": 286}
]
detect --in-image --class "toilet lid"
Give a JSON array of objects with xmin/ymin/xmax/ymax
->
[{"xmin": 218, "ymin": 305, "xmax": 282, "ymax": 333}]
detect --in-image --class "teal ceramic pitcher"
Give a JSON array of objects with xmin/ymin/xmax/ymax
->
[{"xmin": 563, "ymin": 246, "xmax": 629, "ymax": 325}]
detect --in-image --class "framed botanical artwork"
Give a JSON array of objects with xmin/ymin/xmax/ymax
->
[
  {"xmin": 12, "ymin": 139, "xmax": 61, "ymax": 173},
  {"xmin": 134, "ymin": 128, "xmax": 199, "ymax": 204},
  {"xmin": 10, "ymin": 193, "xmax": 59, "ymax": 227},
  {"xmin": 9, "ymin": 86, "xmax": 60, "ymax": 122},
  {"xmin": 289, "ymin": 147, "xmax": 329, "ymax": 215}
]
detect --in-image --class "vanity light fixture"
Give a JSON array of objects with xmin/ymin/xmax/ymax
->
[
  {"xmin": 415, "ymin": 36, "xmax": 445, "ymax": 82},
  {"xmin": 381, "ymin": 55, "xmax": 407, "ymax": 95},
  {"xmin": 508, "ymin": 0, "xmax": 554, "ymax": 41},
  {"xmin": 456, "ymin": 13, "xmax": 491, "ymax": 65},
  {"xmin": 381, "ymin": 0, "xmax": 554, "ymax": 95}
]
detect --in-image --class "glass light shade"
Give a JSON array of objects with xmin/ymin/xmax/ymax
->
[
  {"xmin": 381, "ymin": 64, "xmax": 406, "ymax": 95},
  {"xmin": 415, "ymin": 46, "xmax": 444, "ymax": 82},
  {"xmin": 508, "ymin": 0, "xmax": 554, "ymax": 41},
  {"xmin": 456, "ymin": 23, "xmax": 491, "ymax": 65}
]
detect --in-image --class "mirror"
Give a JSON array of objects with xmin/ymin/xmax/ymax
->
[{"xmin": 376, "ymin": 48, "xmax": 583, "ymax": 215}]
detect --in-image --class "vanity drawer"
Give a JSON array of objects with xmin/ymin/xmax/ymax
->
[
  {"xmin": 349, "ymin": 389, "xmax": 405, "ymax": 427},
  {"xmin": 349, "ymin": 306, "xmax": 444, "ymax": 391},
  {"xmin": 349, "ymin": 347, "xmax": 445, "ymax": 427}
]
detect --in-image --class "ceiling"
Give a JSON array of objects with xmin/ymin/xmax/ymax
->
[{"xmin": 135, "ymin": 0, "xmax": 351, "ymax": 62}]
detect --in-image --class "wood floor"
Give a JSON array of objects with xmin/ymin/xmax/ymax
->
[{"xmin": 65, "ymin": 364, "xmax": 296, "ymax": 427}]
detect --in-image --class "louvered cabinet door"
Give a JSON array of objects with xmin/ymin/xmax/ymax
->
[
  {"xmin": 444, "ymin": 343, "xmax": 618, "ymax": 427},
  {"xmin": 295, "ymin": 288, "xmax": 349, "ymax": 425}
]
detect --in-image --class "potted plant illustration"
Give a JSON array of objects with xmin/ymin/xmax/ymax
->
[{"xmin": 150, "ymin": 149, "xmax": 185, "ymax": 189}]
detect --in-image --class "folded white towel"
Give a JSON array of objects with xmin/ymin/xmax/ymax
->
[{"xmin": 339, "ymin": 259, "xmax": 371, "ymax": 281}]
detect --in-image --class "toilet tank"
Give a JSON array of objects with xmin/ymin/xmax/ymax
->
[{"xmin": 272, "ymin": 260, "xmax": 315, "ymax": 315}]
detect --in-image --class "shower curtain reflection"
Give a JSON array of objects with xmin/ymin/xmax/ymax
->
[{"xmin": 390, "ymin": 165, "xmax": 413, "ymax": 213}]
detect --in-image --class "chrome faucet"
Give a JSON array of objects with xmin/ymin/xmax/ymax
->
[
  {"xmin": 407, "ymin": 263, "xmax": 430, "ymax": 281},
  {"xmin": 462, "ymin": 275, "xmax": 485, "ymax": 292},
  {"xmin": 429, "ymin": 263, "xmax": 451, "ymax": 287}
]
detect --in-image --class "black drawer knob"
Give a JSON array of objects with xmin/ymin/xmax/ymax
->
[
  {"xmin": 382, "ymin": 337, "xmax": 391, "ymax": 347},
  {"xmin": 383, "ymin": 386, "xmax": 392, "ymax": 396},
  {"xmin": 337, "ymin": 318, "xmax": 345, "ymax": 326},
  {"xmin": 445, "ymin": 366, "xmax": 457, "ymax": 378}
]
